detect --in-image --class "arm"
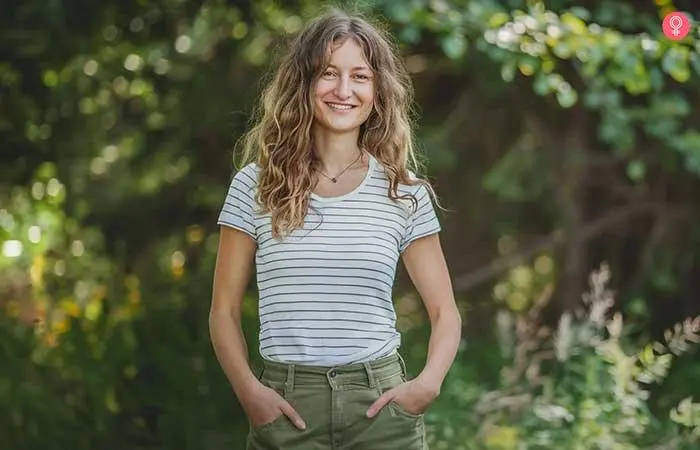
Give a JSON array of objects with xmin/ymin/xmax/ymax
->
[
  {"xmin": 367, "ymin": 233, "xmax": 461, "ymax": 417},
  {"xmin": 209, "ymin": 226, "xmax": 259, "ymax": 398},
  {"xmin": 209, "ymin": 226, "xmax": 306, "ymax": 429},
  {"xmin": 402, "ymin": 233, "xmax": 462, "ymax": 393}
]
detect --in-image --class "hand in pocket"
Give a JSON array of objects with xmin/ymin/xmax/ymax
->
[
  {"xmin": 241, "ymin": 381, "xmax": 306, "ymax": 430},
  {"xmin": 366, "ymin": 377, "xmax": 439, "ymax": 418}
]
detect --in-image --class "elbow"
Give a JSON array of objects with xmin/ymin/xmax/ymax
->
[
  {"xmin": 208, "ymin": 300, "xmax": 232, "ymax": 334},
  {"xmin": 208, "ymin": 294, "xmax": 242, "ymax": 327},
  {"xmin": 432, "ymin": 303, "xmax": 462, "ymax": 330}
]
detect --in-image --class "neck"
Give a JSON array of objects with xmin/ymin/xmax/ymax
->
[{"xmin": 312, "ymin": 127, "xmax": 362, "ymax": 172}]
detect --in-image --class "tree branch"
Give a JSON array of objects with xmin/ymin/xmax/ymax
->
[{"xmin": 452, "ymin": 201, "xmax": 666, "ymax": 293}]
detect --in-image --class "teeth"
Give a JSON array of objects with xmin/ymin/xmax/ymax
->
[{"xmin": 327, "ymin": 103, "xmax": 353, "ymax": 110}]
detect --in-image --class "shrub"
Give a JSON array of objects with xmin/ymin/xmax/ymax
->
[{"xmin": 430, "ymin": 264, "xmax": 700, "ymax": 450}]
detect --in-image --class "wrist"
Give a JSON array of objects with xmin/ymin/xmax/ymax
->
[
  {"xmin": 233, "ymin": 373, "xmax": 262, "ymax": 402},
  {"xmin": 414, "ymin": 371, "xmax": 442, "ymax": 397}
]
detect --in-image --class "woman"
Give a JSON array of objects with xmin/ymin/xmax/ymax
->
[{"xmin": 210, "ymin": 8, "xmax": 461, "ymax": 450}]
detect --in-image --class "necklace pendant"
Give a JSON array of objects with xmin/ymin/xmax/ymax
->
[{"xmin": 331, "ymin": 178, "xmax": 337, "ymax": 183}]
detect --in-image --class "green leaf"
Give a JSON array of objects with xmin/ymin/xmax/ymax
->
[
  {"xmin": 639, "ymin": 344, "xmax": 656, "ymax": 367},
  {"xmin": 649, "ymin": 67, "xmax": 665, "ymax": 90},
  {"xmin": 662, "ymin": 46, "xmax": 691, "ymax": 83},
  {"xmin": 556, "ymin": 87, "xmax": 578, "ymax": 108},
  {"xmin": 441, "ymin": 33, "xmax": 467, "ymax": 60},
  {"xmin": 599, "ymin": 111, "xmax": 635, "ymax": 152},
  {"xmin": 626, "ymin": 159, "xmax": 646, "ymax": 181},
  {"xmin": 683, "ymin": 147, "xmax": 700, "ymax": 176},
  {"xmin": 105, "ymin": 388, "xmax": 120, "ymax": 413},
  {"xmin": 626, "ymin": 296, "xmax": 648, "ymax": 317},
  {"xmin": 399, "ymin": 24, "xmax": 421, "ymax": 44},
  {"xmin": 386, "ymin": 1, "xmax": 413, "ymax": 23},
  {"xmin": 35, "ymin": 162, "xmax": 57, "ymax": 180},
  {"xmin": 651, "ymin": 92, "xmax": 690, "ymax": 117},
  {"xmin": 690, "ymin": 52, "xmax": 700, "ymax": 75},
  {"xmin": 487, "ymin": 12, "xmax": 510, "ymax": 28},
  {"xmin": 500, "ymin": 61, "xmax": 516, "ymax": 82},
  {"xmin": 552, "ymin": 43, "xmax": 573, "ymax": 59},
  {"xmin": 569, "ymin": 6, "xmax": 591, "ymax": 21},
  {"xmin": 645, "ymin": 118, "xmax": 679, "ymax": 138},
  {"xmin": 533, "ymin": 73, "xmax": 551, "ymax": 95},
  {"xmin": 560, "ymin": 12, "xmax": 587, "ymax": 35},
  {"xmin": 517, "ymin": 56, "xmax": 539, "ymax": 77}
]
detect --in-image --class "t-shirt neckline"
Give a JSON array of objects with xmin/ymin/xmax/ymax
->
[{"xmin": 310, "ymin": 153, "xmax": 376, "ymax": 204}]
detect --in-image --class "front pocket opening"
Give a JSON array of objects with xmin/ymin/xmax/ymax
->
[{"xmin": 389, "ymin": 401, "xmax": 423, "ymax": 420}]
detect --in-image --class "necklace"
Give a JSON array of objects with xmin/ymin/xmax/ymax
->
[{"xmin": 317, "ymin": 151, "xmax": 363, "ymax": 183}]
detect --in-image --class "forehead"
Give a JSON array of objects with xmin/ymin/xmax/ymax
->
[{"xmin": 326, "ymin": 38, "xmax": 371, "ymax": 69}]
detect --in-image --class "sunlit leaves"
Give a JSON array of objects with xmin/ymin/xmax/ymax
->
[
  {"xmin": 671, "ymin": 131, "xmax": 700, "ymax": 174},
  {"xmin": 484, "ymin": 264, "xmax": 700, "ymax": 448},
  {"xmin": 409, "ymin": 0, "xmax": 700, "ymax": 168},
  {"xmin": 669, "ymin": 397, "xmax": 700, "ymax": 433},
  {"xmin": 2, "ymin": 1, "xmax": 700, "ymax": 448},
  {"xmin": 555, "ymin": 87, "xmax": 578, "ymax": 108},
  {"xmin": 599, "ymin": 109, "xmax": 635, "ymax": 152},
  {"xmin": 441, "ymin": 32, "xmax": 467, "ymax": 59},
  {"xmin": 42, "ymin": 70, "xmax": 59, "ymax": 87},
  {"xmin": 491, "ymin": 254, "xmax": 555, "ymax": 312},
  {"xmin": 662, "ymin": 45, "xmax": 691, "ymax": 82}
]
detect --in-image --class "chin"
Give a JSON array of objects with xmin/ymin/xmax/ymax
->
[
  {"xmin": 316, "ymin": 118, "xmax": 364, "ymax": 134},
  {"xmin": 328, "ymin": 125, "xmax": 363, "ymax": 134}
]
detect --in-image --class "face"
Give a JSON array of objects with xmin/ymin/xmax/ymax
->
[{"xmin": 313, "ymin": 38, "xmax": 375, "ymax": 135}]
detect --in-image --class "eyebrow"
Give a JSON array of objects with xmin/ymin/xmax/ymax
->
[{"xmin": 326, "ymin": 64, "xmax": 372, "ymax": 71}]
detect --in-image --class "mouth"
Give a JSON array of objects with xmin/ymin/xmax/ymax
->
[{"xmin": 325, "ymin": 102, "xmax": 357, "ymax": 111}]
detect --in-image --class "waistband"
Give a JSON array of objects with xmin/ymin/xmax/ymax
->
[{"xmin": 258, "ymin": 352, "xmax": 408, "ymax": 394}]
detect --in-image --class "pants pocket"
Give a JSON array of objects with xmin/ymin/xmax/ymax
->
[
  {"xmin": 389, "ymin": 400, "xmax": 425, "ymax": 420},
  {"xmin": 371, "ymin": 372, "xmax": 426, "ymax": 448},
  {"xmin": 249, "ymin": 377, "xmax": 288, "ymax": 432},
  {"xmin": 246, "ymin": 377, "xmax": 311, "ymax": 450}
]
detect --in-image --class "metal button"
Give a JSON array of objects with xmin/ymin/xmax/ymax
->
[{"xmin": 329, "ymin": 370, "xmax": 337, "ymax": 378}]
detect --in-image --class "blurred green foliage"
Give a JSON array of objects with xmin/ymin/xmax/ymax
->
[{"xmin": 2, "ymin": 0, "xmax": 700, "ymax": 448}]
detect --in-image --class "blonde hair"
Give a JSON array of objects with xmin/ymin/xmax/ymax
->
[{"xmin": 237, "ymin": 8, "xmax": 435, "ymax": 238}]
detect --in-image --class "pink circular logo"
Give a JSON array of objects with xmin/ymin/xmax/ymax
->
[{"xmin": 662, "ymin": 12, "xmax": 691, "ymax": 40}]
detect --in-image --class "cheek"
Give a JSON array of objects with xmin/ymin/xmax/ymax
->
[
  {"xmin": 360, "ymin": 86, "xmax": 375, "ymax": 106},
  {"xmin": 360, "ymin": 89, "xmax": 375, "ymax": 113},
  {"xmin": 314, "ymin": 80, "xmax": 334, "ymax": 99}
]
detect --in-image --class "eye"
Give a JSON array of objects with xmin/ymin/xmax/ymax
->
[
  {"xmin": 322, "ymin": 70, "xmax": 338, "ymax": 78},
  {"xmin": 354, "ymin": 74, "xmax": 371, "ymax": 81}
]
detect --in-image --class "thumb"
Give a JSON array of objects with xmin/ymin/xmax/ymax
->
[{"xmin": 367, "ymin": 391, "xmax": 393, "ymax": 418}]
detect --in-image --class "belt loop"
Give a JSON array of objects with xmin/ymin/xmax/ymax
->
[
  {"xmin": 284, "ymin": 364, "xmax": 295, "ymax": 396},
  {"xmin": 397, "ymin": 352, "xmax": 408, "ymax": 379},
  {"xmin": 363, "ymin": 362, "xmax": 376, "ymax": 388}
]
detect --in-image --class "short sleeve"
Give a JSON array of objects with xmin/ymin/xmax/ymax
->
[
  {"xmin": 217, "ymin": 165, "xmax": 258, "ymax": 240},
  {"xmin": 399, "ymin": 183, "xmax": 441, "ymax": 252}
]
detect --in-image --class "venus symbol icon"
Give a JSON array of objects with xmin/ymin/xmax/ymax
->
[
  {"xmin": 670, "ymin": 16, "xmax": 682, "ymax": 36},
  {"xmin": 662, "ymin": 12, "xmax": 691, "ymax": 40}
]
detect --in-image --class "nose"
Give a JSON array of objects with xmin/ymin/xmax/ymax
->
[{"xmin": 333, "ymin": 75, "xmax": 352, "ymax": 100}]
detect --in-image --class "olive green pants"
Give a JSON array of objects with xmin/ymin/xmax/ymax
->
[{"xmin": 245, "ymin": 352, "xmax": 427, "ymax": 450}]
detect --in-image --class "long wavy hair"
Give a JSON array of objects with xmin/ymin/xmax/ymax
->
[{"xmin": 237, "ymin": 8, "xmax": 435, "ymax": 239}]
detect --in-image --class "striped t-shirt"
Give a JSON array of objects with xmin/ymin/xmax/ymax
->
[{"xmin": 217, "ymin": 154, "xmax": 441, "ymax": 366}]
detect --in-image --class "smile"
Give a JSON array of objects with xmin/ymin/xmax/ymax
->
[{"xmin": 326, "ymin": 102, "xmax": 356, "ymax": 110}]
